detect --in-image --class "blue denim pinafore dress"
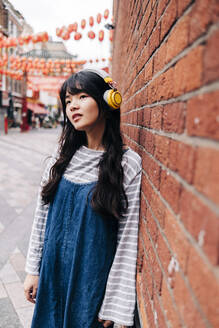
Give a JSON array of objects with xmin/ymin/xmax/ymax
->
[{"xmin": 31, "ymin": 177, "xmax": 118, "ymax": 328}]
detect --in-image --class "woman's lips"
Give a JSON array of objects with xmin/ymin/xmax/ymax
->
[{"xmin": 72, "ymin": 114, "xmax": 82, "ymax": 121}]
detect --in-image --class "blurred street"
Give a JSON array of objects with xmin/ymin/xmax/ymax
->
[{"xmin": 0, "ymin": 127, "xmax": 61, "ymax": 327}]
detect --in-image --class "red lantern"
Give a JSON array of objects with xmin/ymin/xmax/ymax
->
[
  {"xmin": 74, "ymin": 32, "xmax": 82, "ymax": 41},
  {"xmin": 98, "ymin": 30, "xmax": 104, "ymax": 42},
  {"xmin": 42, "ymin": 32, "xmax": 49, "ymax": 42},
  {"xmin": 68, "ymin": 24, "xmax": 75, "ymax": 33},
  {"xmin": 32, "ymin": 35, "xmax": 38, "ymax": 44},
  {"xmin": 88, "ymin": 31, "xmax": 95, "ymax": 39},
  {"xmin": 109, "ymin": 30, "xmax": 113, "ymax": 42},
  {"xmin": 89, "ymin": 16, "xmax": 94, "ymax": 27},
  {"xmin": 81, "ymin": 19, "xmax": 86, "ymax": 29},
  {"xmin": 104, "ymin": 9, "xmax": 109, "ymax": 19},
  {"xmin": 95, "ymin": 59, "xmax": 99, "ymax": 63},
  {"xmin": 89, "ymin": 59, "xmax": 93, "ymax": 63},
  {"xmin": 97, "ymin": 13, "xmax": 101, "ymax": 24},
  {"xmin": 102, "ymin": 58, "xmax": 106, "ymax": 62},
  {"xmin": 72, "ymin": 22, "xmax": 78, "ymax": 32},
  {"xmin": 63, "ymin": 33, "xmax": 70, "ymax": 40}
]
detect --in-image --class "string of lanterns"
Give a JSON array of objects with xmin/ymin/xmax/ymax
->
[
  {"xmin": 0, "ymin": 54, "xmax": 112, "ymax": 80},
  {"xmin": 55, "ymin": 9, "xmax": 112, "ymax": 42},
  {"xmin": 0, "ymin": 31, "xmax": 49, "ymax": 48}
]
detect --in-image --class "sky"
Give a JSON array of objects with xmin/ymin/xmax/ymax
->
[{"xmin": 10, "ymin": 0, "xmax": 113, "ymax": 65}]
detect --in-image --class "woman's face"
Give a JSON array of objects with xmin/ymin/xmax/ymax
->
[{"xmin": 65, "ymin": 91, "xmax": 104, "ymax": 132}]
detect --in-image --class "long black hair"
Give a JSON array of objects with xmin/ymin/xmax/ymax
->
[{"xmin": 41, "ymin": 70, "xmax": 128, "ymax": 220}]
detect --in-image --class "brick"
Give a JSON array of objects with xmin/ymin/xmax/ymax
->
[
  {"xmin": 142, "ymin": 108, "xmax": 151, "ymax": 128},
  {"xmin": 147, "ymin": 3, "xmax": 157, "ymax": 38},
  {"xmin": 187, "ymin": 91, "xmax": 219, "ymax": 140},
  {"xmin": 166, "ymin": 14, "xmax": 190, "ymax": 63},
  {"xmin": 153, "ymin": 42, "xmax": 167, "ymax": 74},
  {"xmin": 161, "ymin": 279, "xmax": 183, "ymax": 328},
  {"xmin": 174, "ymin": 46, "xmax": 203, "ymax": 97},
  {"xmin": 144, "ymin": 295, "xmax": 156, "ymax": 328},
  {"xmin": 162, "ymin": 102, "xmax": 185, "ymax": 133},
  {"xmin": 137, "ymin": 108, "xmax": 144, "ymax": 126},
  {"xmin": 176, "ymin": 142, "xmax": 196, "ymax": 184},
  {"xmin": 164, "ymin": 209, "xmax": 190, "ymax": 272},
  {"xmin": 157, "ymin": 230, "xmax": 172, "ymax": 275},
  {"xmin": 189, "ymin": 0, "xmax": 215, "ymax": 43},
  {"xmin": 154, "ymin": 135, "xmax": 170, "ymax": 166},
  {"xmin": 157, "ymin": 67, "xmax": 175, "ymax": 101},
  {"xmin": 194, "ymin": 147, "xmax": 219, "ymax": 204},
  {"xmin": 152, "ymin": 255, "xmax": 162, "ymax": 295},
  {"xmin": 140, "ymin": 130, "xmax": 155, "ymax": 154},
  {"xmin": 144, "ymin": 59, "xmax": 153, "ymax": 83},
  {"xmin": 177, "ymin": 0, "xmax": 193, "ymax": 16},
  {"xmin": 187, "ymin": 247, "xmax": 219, "ymax": 327},
  {"xmin": 150, "ymin": 106, "xmax": 163, "ymax": 130},
  {"xmin": 149, "ymin": 22, "xmax": 161, "ymax": 57},
  {"xmin": 137, "ymin": 234, "xmax": 144, "ymax": 273},
  {"xmin": 140, "ymin": 192, "xmax": 148, "ymax": 219},
  {"xmin": 157, "ymin": 0, "xmax": 169, "ymax": 20},
  {"xmin": 141, "ymin": 173, "xmax": 153, "ymax": 204},
  {"xmin": 160, "ymin": 0, "xmax": 177, "ymax": 41},
  {"xmin": 160, "ymin": 170, "xmax": 181, "ymax": 213},
  {"xmin": 179, "ymin": 187, "xmax": 219, "ymax": 265},
  {"xmin": 204, "ymin": 29, "xmax": 219, "ymax": 83},
  {"xmin": 146, "ymin": 209, "xmax": 158, "ymax": 245},
  {"xmin": 136, "ymin": 274, "xmax": 150, "ymax": 328},
  {"xmin": 147, "ymin": 78, "xmax": 158, "ymax": 104},
  {"xmin": 174, "ymin": 273, "xmax": 207, "ymax": 328},
  {"xmin": 142, "ymin": 253, "xmax": 154, "ymax": 300},
  {"xmin": 150, "ymin": 193, "xmax": 166, "ymax": 228},
  {"xmin": 168, "ymin": 139, "xmax": 178, "ymax": 171},
  {"xmin": 142, "ymin": 152, "xmax": 161, "ymax": 189},
  {"xmin": 137, "ymin": 46, "xmax": 149, "ymax": 73},
  {"xmin": 153, "ymin": 293, "xmax": 168, "ymax": 327}
]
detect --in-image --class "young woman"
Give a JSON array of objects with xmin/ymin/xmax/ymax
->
[{"xmin": 24, "ymin": 68, "xmax": 142, "ymax": 328}]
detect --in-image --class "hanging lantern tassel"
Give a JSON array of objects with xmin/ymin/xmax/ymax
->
[
  {"xmin": 88, "ymin": 31, "xmax": 95, "ymax": 39},
  {"xmin": 89, "ymin": 16, "xmax": 94, "ymax": 27},
  {"xmin": 104, "ymin": 9, "xmax": 109, "ymax": 19},
  {"xmin": 81, "ymin": 19, "xmax": 86, "ymax": 29},
  {"xmin": 97, "ymin": 13, "xmax": 101, "ymax": 24},
  {"xmin": 98, "ymin": 30, "xmax": 104, "ymax": 42},
  {"xmin": 72, "ymin": 22, "xmax": 78, "ymax": 32},
  {"xmin": 109, "ymin": 30, "xmax": 114, "ymax": 42}
]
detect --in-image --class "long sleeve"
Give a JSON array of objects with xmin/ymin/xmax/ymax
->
[
  {"xmin": 25, "ymin": 148, "xmax": 58, "ymax": 275},
  {"xmin": 98, "ymin": 150, "xmax": 142, "ymax": 326}
]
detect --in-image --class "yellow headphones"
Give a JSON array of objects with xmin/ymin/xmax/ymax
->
[{"xmin": 82, "ymin": 68, "xmax": 122, "ymax": 109}]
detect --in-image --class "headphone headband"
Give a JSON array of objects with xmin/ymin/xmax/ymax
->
[{"xmin": 79, "ymin": 68, "xmax": 122, "ymax": 109}]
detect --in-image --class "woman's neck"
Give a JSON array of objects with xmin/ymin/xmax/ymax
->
[{"xmin": 85, "ymin": 119, "xmax": 105, "ymax": 151}]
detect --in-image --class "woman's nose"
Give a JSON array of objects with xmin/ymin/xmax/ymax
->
[{"xmin": 69, "ymin": 100, "xmax": 79, "ymax": 111}]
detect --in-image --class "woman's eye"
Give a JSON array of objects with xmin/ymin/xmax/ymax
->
[
  {"xmin": 65, "ymin": 100, "xmax": 71, "ymax": 105},
  {"xmin": 80, "ymin": 94, "xmax": 87, "ymax": 99}
]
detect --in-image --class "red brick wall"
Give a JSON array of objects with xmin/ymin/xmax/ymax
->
[{"xmin": 112, "ymin": 0, "xmax": 219, "ymax": 327}]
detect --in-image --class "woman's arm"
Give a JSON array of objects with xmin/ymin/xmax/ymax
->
[
  {"xmin": 98, "ymin": 150, "xmax": 142, "ymax": 327},
  {"xmin": 25, "ymin": 148, "xmax": 58, "ymax": 275}
]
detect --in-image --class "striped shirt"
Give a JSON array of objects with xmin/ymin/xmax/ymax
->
[{"xmin": 25, "ymin": 145, "xmax": 142, "ymax": 326}]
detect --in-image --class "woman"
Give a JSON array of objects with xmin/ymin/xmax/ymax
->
[{"xmin": 24, "ymin": 68, "xmax": 142, "ymax": 328}]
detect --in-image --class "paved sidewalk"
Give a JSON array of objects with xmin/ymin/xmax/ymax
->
[{"xmin": 0, "ymin": 127, "xmax": 60, "ymax": 328}]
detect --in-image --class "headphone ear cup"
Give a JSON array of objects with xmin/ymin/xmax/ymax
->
[{"xmin": 103, "ymin": 89, "xmax": 122, "ymax": 109}]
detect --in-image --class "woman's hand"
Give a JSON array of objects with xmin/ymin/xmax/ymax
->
[
  {"xmin": 98, "ymin": 318, "xmax": 114, "ymax": 327},
  {"xmin": 24, "ymin": 274, "xmax": 39, "ymax": 304},
  {"xmin": 98, "ymin": 318, "xmax": 128, "ymax": 327}
]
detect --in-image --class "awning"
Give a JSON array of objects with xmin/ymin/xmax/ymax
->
[{"xmin": 27, "ymin": 103, "xmax": 49, "ymax": 115}]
